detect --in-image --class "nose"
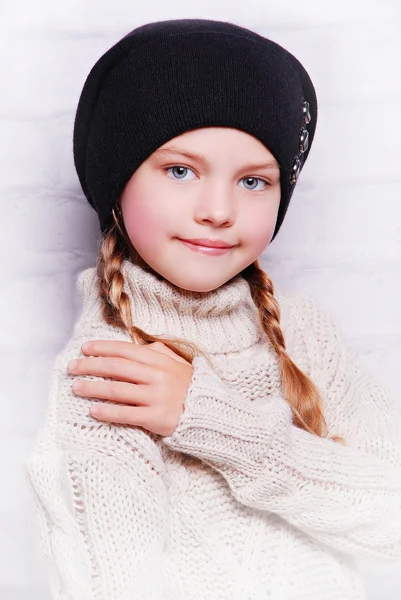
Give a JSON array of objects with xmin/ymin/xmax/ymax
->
[{"xmin": 193, "ymin": 180, "xmax": 235, "ymax": 227}]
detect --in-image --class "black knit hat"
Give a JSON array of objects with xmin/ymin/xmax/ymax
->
[{"xmin": 73, "ymin": 18, "xmax": 317, "ymax": 240}]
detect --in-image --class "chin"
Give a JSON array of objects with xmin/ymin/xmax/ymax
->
[
  {"xmin": 176, "ymin": 270, "xmax": 242, "ymax": 293},
  {"xmin": 174, "ymin": 278, "xmax": 220, "ymax": 293},
  {"xmin": 184, "ymin": 283, "xmax": 221, "ymax": 293}
]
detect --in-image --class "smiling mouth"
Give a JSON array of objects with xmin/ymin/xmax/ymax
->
[
  {"xmin": 177, "ymin": 238, "xmax": 235, "ymax": 256},
  {"xmin": 178, "ymin": 237, "xmax": 235, "ymax": 248}
]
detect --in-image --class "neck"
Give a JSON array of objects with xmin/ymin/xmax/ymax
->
[{"xmin": 120, "ymin": 260, "xmax": 262, "ymax": 354}]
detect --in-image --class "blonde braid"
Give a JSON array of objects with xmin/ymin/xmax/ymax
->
[
  {"xmin": 96, "ymin": 205, "xmax": 205, "ymax": 362},
  {"xmin": 241, "ymin": 260, "xmax": 345, "ymax": 444}
]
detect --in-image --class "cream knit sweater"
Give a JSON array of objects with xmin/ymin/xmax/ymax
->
[{"xmin": 25, "ymin": 260, "xmax": 401, "ymax": 600}]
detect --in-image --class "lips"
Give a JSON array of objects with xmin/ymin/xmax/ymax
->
[
  {"xmin": 178, "ymin": 238, "xmax": 234, "ymax": 248},
  {"xmin": 177, "ymin": 238, "xmax": 235, "ymax": 256}
]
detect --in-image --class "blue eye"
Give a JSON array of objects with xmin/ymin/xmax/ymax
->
[
  {"xmin": 165, "ymin": 166, "xmax": 196, "ymax": 180},
  {"xmin": 239, "ymin": 177, "xmax": 269, "ymax": 191}
]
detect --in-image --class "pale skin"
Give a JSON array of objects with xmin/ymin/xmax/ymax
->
[{"xmin": 68, "ymin": 127, "xmax": 281, "ymax": 436}]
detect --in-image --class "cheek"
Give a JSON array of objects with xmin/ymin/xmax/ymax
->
[
  {"xmin": 249, "ymin": 221, "xmax": 276, "ymax": 251},
  {"xmin": 122, "ymin": 196, "xmax": 167, "ymax": 250},
  {"xmin": 240, "ymin": 201, "xmax": 280, "ymax": 249}
]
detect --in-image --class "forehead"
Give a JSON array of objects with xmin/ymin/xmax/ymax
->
[{"xmin": 154, "ymin": 128, "xmax": 280, "ymax": 171}]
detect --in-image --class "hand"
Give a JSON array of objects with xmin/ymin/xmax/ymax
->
[{"xmin": 67, "ymin": 340, "xmax": 194, "ymax": 437}]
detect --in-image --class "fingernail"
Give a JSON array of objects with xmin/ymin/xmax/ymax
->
[
  {"xmin": 72, "ymin": 380, "xmax": 83, "ymax": 392},
  {"xmin": 68, "ymin": 360, "xmax": 78, "ymax": 372},
  {"xmin": 90, "ymin": 404, "xmax": 99, "ymax": 416},
  {"xmin": 82, "ymin": 342, "xmax": 91, "ymax": 352}
]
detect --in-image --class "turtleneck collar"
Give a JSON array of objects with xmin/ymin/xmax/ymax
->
[
  {"xmin": 77, "ymin": 259, "xmax": 264, "ymax": 354},
  {"xmin": 117, "ymin": 260, "xmax": 262, "ymax": 354}
]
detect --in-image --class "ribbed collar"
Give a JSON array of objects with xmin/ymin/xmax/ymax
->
[
  {"xmin": 117, "ymin": 260, "xmax": 262, "ymax": 354},
  {"xmin": 77, "ymin": 260, "xmax": 264, "ymax": 354}
]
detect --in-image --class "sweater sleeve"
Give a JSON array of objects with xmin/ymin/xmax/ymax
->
[
  {"xmin": 24, "ymin": 341, "xmax": 169, "ymax": 600},
  {"xmin": 162, "ymin": 297, "xmax": 401, "ymax": 561}
]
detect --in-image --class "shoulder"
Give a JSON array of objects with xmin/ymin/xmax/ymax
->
[
  {"xmin": 73, "ymin": 265, "xmax": 103, "ymax": 336},
  {"xmin": 276, "ymin": 289, "xmax": 343, "ymax": 334},
  {"xmin": 76, "ymin": 265, "xmax": 98, "ymax": 301},
  {"xmin": 67, "ymin": 266, "xmax": 132, "ymax": 348},
  {"xmin": 32, "ymin": 266, "xmax": 162, "ymax": 465},
  {"xmin": 38, "ymin": 267, "xmax": 132, "ymax": 400},
  {"xmin": 41, "ymin": 266, "xmax": 134, "ymax": 436},
  {"xmin": 57, "ymin": 263, "xmax": 134, "ymax": 371},
  {"xmin": 274, "ymin": 289, "xmax": 349, "ymax": 371}
]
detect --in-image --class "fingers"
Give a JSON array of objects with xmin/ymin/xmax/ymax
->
[
  {"xmin": 80, "ymin": 339, "xmax": 191, "ymax": 367},
  {"xmin": 90, "ymin": 402, "xmax": 151, "ymax": 427},
  {"xmin": 147, "ymin": 341, "xmax": 191, "ymax": 364},
  {"xmin": 81, "ymin": 340, "xmax": 168, "ymax": 367},
  {"xmin": 68, "ymin": 356, "xmax": 154, "ymax": 384},
  {"xmin": 72, "ymin": 378, "xmax": 148, "ymax": 406}
]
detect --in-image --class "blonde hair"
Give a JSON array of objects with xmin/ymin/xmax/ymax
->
[{"xmin": 96, "ymin": 205, "xmax": 345, "ymax": 445}]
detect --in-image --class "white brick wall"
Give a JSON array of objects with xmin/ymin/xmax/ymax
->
[{"xmin": 1, "ymin": 1, "xmax": 400, "ymax": 598}]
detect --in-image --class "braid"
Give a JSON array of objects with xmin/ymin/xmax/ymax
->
[
  {"xmin": 242, "ymin": 260, "xmax": 345, "ymax": 445},
  {"xmin": 96, "ymin": 205, "xmax": 205, "ymax": 362}
]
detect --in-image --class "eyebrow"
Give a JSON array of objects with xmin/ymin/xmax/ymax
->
[{"xmin": 153, "ymin": 146, "xmax": 280, "ymax": 172}]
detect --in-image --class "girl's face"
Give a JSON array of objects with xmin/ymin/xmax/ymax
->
[{"xmin": 120, "ymin": 127, "xmax": 281, "ymax": 292}]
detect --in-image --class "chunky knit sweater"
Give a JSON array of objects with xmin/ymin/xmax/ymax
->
[{"xmin": 25, "ymin": 260, "xmax": 401, "ymax": 600}]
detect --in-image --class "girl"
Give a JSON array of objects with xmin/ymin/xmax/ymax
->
[{"xmin": 25, "ymin": 18, "xmax": 401, "ymax": 600}]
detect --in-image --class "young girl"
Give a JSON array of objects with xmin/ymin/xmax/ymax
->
[{"xmin": 25, "ymin": 18, "xmax": 401, "ymax": 600}]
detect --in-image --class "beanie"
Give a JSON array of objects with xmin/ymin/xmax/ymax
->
[{"xmin": 73, "ymin": 18, "xmax": 318, "ymax": 240}]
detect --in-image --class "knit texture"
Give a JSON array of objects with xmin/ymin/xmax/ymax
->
[{"xmin": 25, "ymin": 260, "xmax": 401, "ymax": 600}]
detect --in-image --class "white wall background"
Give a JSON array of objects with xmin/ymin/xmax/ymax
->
[{"xmin": 1, "ymin": 0, "xmax": 400, "ymax": 598}]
